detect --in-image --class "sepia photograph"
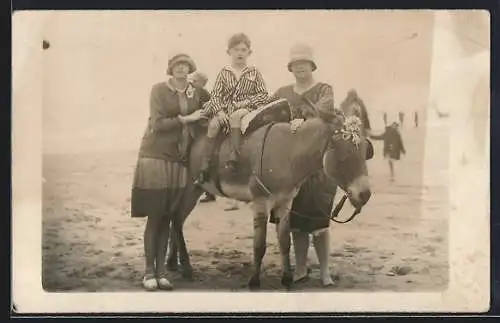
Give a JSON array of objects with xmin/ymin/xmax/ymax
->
[{"xmin": 12, "ymin": 9, "xmax": 490, "ymax": 313}]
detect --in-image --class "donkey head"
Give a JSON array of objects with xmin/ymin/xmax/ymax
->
[{"xmin": 322, "ymin": 114, "xmax": 372, "ymax": 209}]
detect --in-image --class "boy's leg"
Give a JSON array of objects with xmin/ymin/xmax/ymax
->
[
  {"xmin": 227, "ymin": 109, "xmax": 250, "ymax": 172},
  {"xmin": 194, "ymin": 118, "xmax": 221, "ymax": 185}
]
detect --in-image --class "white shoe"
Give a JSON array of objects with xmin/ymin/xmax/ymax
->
[
  {"xmin": 320, "ymin": 273, "xmax": 334, "ymax": 287},
  {"xmin": 142, "ymin": 275, "xmax": 158, "ymax": 291},
  {"xmin": 157, "ymin": 274, "xmax": 174, "ymax": 291}
]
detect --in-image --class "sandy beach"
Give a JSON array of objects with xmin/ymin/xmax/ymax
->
[{"xmin": 42, "ymin": 124, "xmax": 449, "ymax": 292}]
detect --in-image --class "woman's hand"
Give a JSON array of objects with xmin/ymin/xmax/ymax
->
[
  {"xmin": 189, "ymin": 109, "xmax": 205, "ymax": 121},
  {"xmin": 179, "ymin": 110, "xmax": 205, "ymax": 124},
  {"xmin": 233, "ymin": 99, "xmax": 251, "ymax": 110},
  {"xmin": 290, "ymin": 118, "xmax": 305, "ymax": 133}
]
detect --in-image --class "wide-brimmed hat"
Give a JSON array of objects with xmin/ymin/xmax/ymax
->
[
  {"xmin": 287, "ymin": 43, "xmax": 317, "ymax": 72},
  {"xmin": 166, "ymin": 53, "xmax": 197, "ymax": 76}
]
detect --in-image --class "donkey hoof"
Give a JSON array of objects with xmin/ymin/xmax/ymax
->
[
  {"xmin": 248, "ymin": 276, "xmax": 261, "ymax": 290},
  {"xmin": 181, "ymin": 267, "xmax": 194, "ymax": 280},
  {"xmin": 281, "ymin": 273, "xmax": 294, "ymax": 290}
]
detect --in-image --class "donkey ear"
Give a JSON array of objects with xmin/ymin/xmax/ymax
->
[{"xmin": 365, "ymin": 138, "xmax": 374, "ymax": 160}]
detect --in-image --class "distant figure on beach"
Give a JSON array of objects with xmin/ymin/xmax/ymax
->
[
  {"xmin": 340, "ymin": 89, "xmax": 372, "ymax": 137},
  {"xmin": 383, "ymin": 112, "xmax": 388, "ymax": 126},
  {"xmin": 414, "ymin": 111, "xmax": 419, "ymax": 128},
  {"xmin": 189, "ymin": 71, "xmax": 217, "ymax": 203},
  {"xmin": 370, "ymin": 122, "xmax": 406, "ymax": 182},
  {"xmin": 398, "ymin": 111, "xmax": 405, "ymax": 127}
]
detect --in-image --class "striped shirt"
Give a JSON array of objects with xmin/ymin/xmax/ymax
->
[{"xmin": 203, "ymin": 65, "xmax": 269, "ymax": 117}]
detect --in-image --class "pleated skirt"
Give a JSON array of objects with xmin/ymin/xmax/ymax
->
[{"xmin": 131, "ymin": 157, "xmax": 190, "ymax": 218}]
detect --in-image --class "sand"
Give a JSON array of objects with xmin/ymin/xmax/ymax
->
[{"xmin": 42, "ymin": 125, "xmax": 449, "ymax": 292}]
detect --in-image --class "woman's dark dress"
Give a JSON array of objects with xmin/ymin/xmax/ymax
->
[
  {"xmin": 269, "ymin": 83, "xmax": 338, "ymax": 233},
  {"xmin": 131, "ymin": 80, "xmax": 208, "ymax": 218}
]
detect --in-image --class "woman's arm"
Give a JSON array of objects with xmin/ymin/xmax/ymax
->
[
  {"xmin": 319, "ymin": 83, "xmax": 334, "ymax": 103},
  {"xmin": 149, "ymin": 85, "xmax": 182, "ymax": 133},
  {"xmin": 370, "ymin": 132, "xmax": 386, "ymax": 140}
]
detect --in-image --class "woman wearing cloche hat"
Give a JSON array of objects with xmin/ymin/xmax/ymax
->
[
  {"xmin": 268, "ymin": 43, "xmax": 338, "ymax": 287},
  {"xmin": 130, "ymin": 52, "xmax": 208, "ymax": 291}
]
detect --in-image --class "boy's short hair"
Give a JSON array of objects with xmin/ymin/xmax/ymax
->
[{"xmin": 228, "ymin": 33, "xmax": 251, "ymax": 50}]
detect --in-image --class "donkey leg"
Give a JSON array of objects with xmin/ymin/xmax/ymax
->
[
  {"xmin": 248, "ymin": 198, "xmax": 269, "ymax": 290},
  {"xmin": 166, "ymin": 225, "xmax": 179, "ymax": 272},
  {"xmin": 177, "ymin": 228, "xmax": 193, "ymax": 279},
  {"xmin": 274, "ymin": 202, "xmax": 294, "ymax": 290},
  {"xmin": 169, "ymin": 214, "xmax": 193, "ymax": 280},
  {"xmin": 174, "ymin": 187, "xmax": 202, "ymax": 280}
]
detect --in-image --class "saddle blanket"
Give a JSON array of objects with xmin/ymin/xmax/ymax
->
[{"xmin": 240, "ymin": 98, "xmax": 292, "ymax": 135}]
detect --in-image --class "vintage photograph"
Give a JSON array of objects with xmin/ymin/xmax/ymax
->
[{"xmin": 12, "ymin": 9, "xmax": 490, "ymax": 313}]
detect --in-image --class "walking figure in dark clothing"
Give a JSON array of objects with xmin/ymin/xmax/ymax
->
[
  {"xmin": 370, "ymin": 122, "xmax": 406, "ymax": 182},
  {"xmin": 383, "ymin": 112, "xmax": 388, "ymax": 126},
  {"xmin": 414, "ymin": 111, "xmax": 419, "ymax": 128},
  {"xmin": 398, "ymin": 111, "xmax": 405, "ymax": 127}
]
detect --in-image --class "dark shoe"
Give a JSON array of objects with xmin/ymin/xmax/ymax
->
[{"xmin": 200, "ymin": 193, "xmax": 216, "ymax": 203}]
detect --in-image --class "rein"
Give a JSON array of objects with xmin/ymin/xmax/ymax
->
[{"xmin": 285, "ymin": 193, "xmax": 362, "ymax": 225}]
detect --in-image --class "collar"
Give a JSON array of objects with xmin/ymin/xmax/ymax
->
[
  {"xmin": 293, "ymin": 81, "xmax": 318, "ymax": 95},
  {"xmin": 223, "ymin": 64, "xmax": 256, "ymax": 75},
  {"xmin": 166, "ymin": 78, "xmax": 191, "ymax": 93}
]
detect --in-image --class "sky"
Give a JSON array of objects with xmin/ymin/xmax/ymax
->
[{"xmin": 35, "ymin": 10, "xmax": 487, "ymax": 154}]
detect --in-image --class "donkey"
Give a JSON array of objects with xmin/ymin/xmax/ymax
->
[{"xmin": 165, "ymin": 100, "xmax": 372, "ymax": 289}]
